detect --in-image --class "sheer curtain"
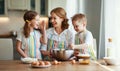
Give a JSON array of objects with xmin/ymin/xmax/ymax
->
[{"xmin": 99, "ymin": 0, "xmax": 120, "ymax": 58}]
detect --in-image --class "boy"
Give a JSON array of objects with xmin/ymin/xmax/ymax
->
[{"xmin": 72, "ymin": 13, "xmax": 96, "ymax": 60}]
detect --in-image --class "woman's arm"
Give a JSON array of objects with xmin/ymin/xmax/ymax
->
[{"xmin": 16, "ymin": 40, "xmax": 27, "ymax": 58}]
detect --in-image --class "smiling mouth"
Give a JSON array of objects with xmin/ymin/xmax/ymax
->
[{"xmin": 52, "ymin": 22, "xmax": 57, "ymax": 26}]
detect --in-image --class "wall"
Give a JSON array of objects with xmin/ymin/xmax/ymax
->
[
  {"xmin": 81, "ymin": 0, "xmax": 101, "ymax": 58},
  {"xmin": 0, "ymin": 10, "xmax": 25, "ymax": 35}
]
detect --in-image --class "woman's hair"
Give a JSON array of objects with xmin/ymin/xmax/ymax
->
[
  {"xmin": 23, "ymin": 10, "xmax": 38, "ymax": 38},
  {"xmin": 72, "ymin": 13, "xmax": 87, "ymax": 25},
  {"xmin": 50, "ymin": 7, "xmax": 69, "ymax": 31}
]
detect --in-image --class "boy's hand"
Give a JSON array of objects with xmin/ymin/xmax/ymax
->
[{"xmin": 73, "ymin": 49, "xmax": 80, "ymax": 56}]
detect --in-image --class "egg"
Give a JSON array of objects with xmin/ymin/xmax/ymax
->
[
  {"xmin": 31, "ymin": 61, "xmax": 39, "ymax": 66},
  {"xmin": 44, "ymin": 61, "xmax": 51, "ymax": 65},
  {"xmin": 57, "ymin": 61, "xmax": 62, "ymax": 64},
  {"xmin": 31, "ymin": 61, "xmax": 37, "ymax": 65},
  {"xmin": 53, "ymin": 60, "xmax": 58, "ymax": 65},
  {"xmin": 39, "ymin": 61, "xmax": 45, "ymax": 66},
  {"xmin": 71, "ymin": 60, "xmax": 76, "ymax": 64}
]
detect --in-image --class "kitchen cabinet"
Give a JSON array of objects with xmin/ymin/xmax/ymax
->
[
  {"xmin": 7, "ymin": 0, "xmax": 48, "ymax": 16},
  {"xmin": 7, "ymin": 0, "xmax": 30, "ymax": 10},
  {"xmin": 0, "ymin": 38, "xmax": 13, "ymax": 60},
  {"xmin": 0, "ymin": 33, "xmax": 21, "ymax": 60},
  {"xmin": 0, "ymin": 0, "xmax": 7, "ymax": 16},
  {"xmin": 48, "ymin": 0, "xmax": 67, "ymax": 16}
]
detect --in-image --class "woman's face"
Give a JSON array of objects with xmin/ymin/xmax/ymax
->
[
  {"xmin": 72, "ymin": 20, "xmax": 84, "ymax": 32},
  {"xmin": 30, "ymin": 15, "xmax": 40, "ymax": 29},
  {"xmin": 50, "ymin": 12, "xmax": 63, "ymax": 28}
]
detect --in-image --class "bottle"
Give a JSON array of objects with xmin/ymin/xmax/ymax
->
[{"xmin": 107, "ymin": 38, "xmax": 115, "ymax": 58}]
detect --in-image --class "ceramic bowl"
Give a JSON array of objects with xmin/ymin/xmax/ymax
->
[{"xmin": 103, "ymin": 57, "xmax": 120, "ymax": 65}]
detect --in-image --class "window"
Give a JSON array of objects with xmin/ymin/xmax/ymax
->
[{"xmin": 101, "ymin": 0, "xmax": 120, "ymax": 58}]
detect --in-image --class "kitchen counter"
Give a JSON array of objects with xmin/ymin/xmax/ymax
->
[
  {"xmin": 97, "ymin": 59, "xmax": 120, "ymax": 71},
  {"xmin": 0, "ymin": 60, "xmax": 112, "ymax": 71}
]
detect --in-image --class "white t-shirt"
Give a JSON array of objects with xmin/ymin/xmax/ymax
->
[{"xmin": 16, "ymin": 29, "xmax": 42, "ymax": 59}]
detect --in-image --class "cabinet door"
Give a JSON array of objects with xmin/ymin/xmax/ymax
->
[
  {"xmin": 8, "ymin": 0, "xmax": 30, "ymax": 10},
  {"xmin": 0, "ymin": 39, "xmax": 13, "ymax": 60},
  {"xmin": 48, "ymin": 0, "xmax": 67, "ymax": 16}
]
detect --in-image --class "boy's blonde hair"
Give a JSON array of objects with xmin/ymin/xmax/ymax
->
[{"xmin": 72, "ymin": 13, "xmax": 87, "ymax": 25}]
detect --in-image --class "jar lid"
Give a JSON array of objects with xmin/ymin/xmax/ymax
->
[{"xmin": 108, "ymin": 38, "xmax": 112, "ymax": 42}]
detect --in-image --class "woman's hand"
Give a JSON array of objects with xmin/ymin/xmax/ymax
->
[{"xmin": 41, "ymin": 50, "xmax": 52, "ymax": 57}]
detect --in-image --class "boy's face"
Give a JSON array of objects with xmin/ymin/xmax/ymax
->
[{"xmin": 72, "ymin": 20, "xmax": 84, "ymax": 32}]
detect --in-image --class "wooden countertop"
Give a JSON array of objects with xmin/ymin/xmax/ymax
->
[
  {"xmin": 0, "ymin": 60, "xmax": 111, "ymax": 71},
  {"xmin": 97, "ymin": 59, "xmax": 120, "ymax": 71}
]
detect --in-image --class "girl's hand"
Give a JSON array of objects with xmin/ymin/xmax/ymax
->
[
  {"xmin": 39, "ymin": 20, "xmax": 47, "ymax": 44},
  {"xmin": 39, "ymin": 21, "xmax": 46, "ymax": 32}
]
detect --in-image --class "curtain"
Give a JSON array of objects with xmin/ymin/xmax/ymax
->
[
  {"xmin": 99, "ymin": 0, "xmax": 120, "ymax": 59},
  {"xmin": 98, "ymin": 0, "xmax": 105, "ymax": 59}
]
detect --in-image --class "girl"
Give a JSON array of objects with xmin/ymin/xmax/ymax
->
[{"xmin": 16, "ymin": 10, "xmax": 46, "ymax": 59}]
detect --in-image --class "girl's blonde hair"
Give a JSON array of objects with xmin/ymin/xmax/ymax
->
[
  {"xmin": 50, "ymin": 7, "xmax": 69, "ymax": 31},
  {"xmin": 23, "ymin": 11, "xmax": 38, "ymax": 38}
]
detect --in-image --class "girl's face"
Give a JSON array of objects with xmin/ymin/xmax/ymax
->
[
  {"xmin": 30, "ymin": 15, "xmax": 40, "ymax": 29},
  {"xmin": 72, "ymin": 20, "xmax": 84, "ymax": 33},
  {"xmin": 50, "ymin": 12, "xmax": 63, "ymax": 28}
]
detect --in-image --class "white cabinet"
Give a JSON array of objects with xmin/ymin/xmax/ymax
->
[
  {"xmin": 48, "ymin": 0, "xmax": 67, "ymax": 16},
  {"xmin": 7, "ymin": 0, "xmax": 47, "ymax": 16},
  {"xmin": 0, "ymin": 38, "xmax": 13, "ymax": 60},
  {"xmin": 7, "ymin": 0, "xmax": 30, "ymax": 10}
]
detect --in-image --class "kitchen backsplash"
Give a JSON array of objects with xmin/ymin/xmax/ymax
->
[{"xmin": 0, "ymin": 10, "xmax": 25, "ymax": 35}]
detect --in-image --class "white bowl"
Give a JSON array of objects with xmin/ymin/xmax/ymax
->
[
  {"xmin": 21, "ymin": 57, "xmax": 38, "ymax": 63},
  {"xmin": 103, "ymin": 57, "xmax": 120, "ymax": 65}
]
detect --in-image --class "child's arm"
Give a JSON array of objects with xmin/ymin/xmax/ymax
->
[
  {"xmin": 16, "ymin": 40, "xmax": 27, "ymax": 58},
  {"xmin": 40, "ymin": 21, "xmax": 47, "ymax": 44}
]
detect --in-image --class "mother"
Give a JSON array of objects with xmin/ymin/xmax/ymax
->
[{"xmin": 41, "ymin": 7, "xmax": 74, "ymax": 60}]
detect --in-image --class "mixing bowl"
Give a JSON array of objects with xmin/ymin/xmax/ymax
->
[{"xmin": 52, "ymin": 49, "xmax": 74, "ymax": 61}]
